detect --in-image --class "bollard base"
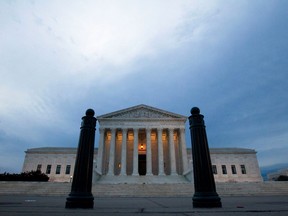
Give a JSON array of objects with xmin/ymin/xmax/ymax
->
[
  {"xmin": 65, "ymin": 194, "xmax": 94, "ymax": 209},
  {"xmin": 193, "ymin": 192, "xmax": 222, "ymax": 208}
]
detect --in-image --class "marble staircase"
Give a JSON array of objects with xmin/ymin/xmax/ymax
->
[{"xmin": 0, "ymin": 181, "xmax": 287, "ymax": 197}]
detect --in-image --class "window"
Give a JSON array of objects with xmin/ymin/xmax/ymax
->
[
  {"xmin": 212, "ymin": 165, "xmax": 217, "ymax": 174},
  {"xmin": 56, "ymin": 165, "xmax": 61, "ymax": 174},
  {"xmin": 65, "ymin": 165, "xmax": 71, "ymax": 175},
  {"xmin": 240, "ymin": 165, "xmax": 247, "ymax": 174},
  {"xmin": 222, "ymin": 165, "xmax": 227, "ymax": 174},
  {"xmin": 36, "ymin": 164, "xmax": 42, "ymax": 172},
  {"xmin": 46, "ymin": 165, "xmax": 51, "ymax": 174},
  {"xmin": 231, "ymin": 165, "xmax": 237, "ymax": 174}
]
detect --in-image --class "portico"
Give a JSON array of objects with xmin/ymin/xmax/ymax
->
[{"xmin": 95, "ymin": 104, "xmax": 189, "ymax": 181}]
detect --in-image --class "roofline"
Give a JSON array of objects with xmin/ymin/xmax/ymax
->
[
  {"xmin": 97, "ymin": 118, "xmax": 187, "ymax": 122},
  {"xmin": 25, "ymin": 147, "xmax": 98, "ymax": 154},
  {"xmin": 97, "ymin": 104, "xmax": 188, "ymax": 119},
  {"xmin": 25, "ymin": 147, "xmax": 256, "ymax": 154}
]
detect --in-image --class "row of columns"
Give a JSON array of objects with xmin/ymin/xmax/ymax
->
[{"xmin": 96, "ymin": 127, "xmax": 188, "ymax": 176}]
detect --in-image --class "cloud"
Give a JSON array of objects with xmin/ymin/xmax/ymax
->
[
  {"xmin": 0, "ymin": 0, "xmax": 288, "ymax": 172},
  {"xmin": 258, "ymin": 147, "xmax": 288, "ymax": 167}
]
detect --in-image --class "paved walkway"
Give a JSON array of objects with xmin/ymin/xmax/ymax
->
[{"xmin": 0, "ymin": 195, "xmax": 288, "ymax": 215}]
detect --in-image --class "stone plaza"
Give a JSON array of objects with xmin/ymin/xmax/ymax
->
[{"xmin": 1, "ymin": 194, "xmax": 288, "ymax": 216}]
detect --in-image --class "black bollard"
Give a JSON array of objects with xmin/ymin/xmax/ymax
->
[
  {"xmin": 189, "ymin": 107, "xmax": 222, "ymax": 208},
  {"xmin": 65, "ymin": 109, "xmax": 97, "ymax": 209}
]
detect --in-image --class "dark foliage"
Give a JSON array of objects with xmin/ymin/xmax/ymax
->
[
  {"xmin": 276, "ymin": 175, "xmax": 288, "ymax": 181},
  {"xmin": 0, "ymin": 170, "xmax": 49, "ymax": 182}
]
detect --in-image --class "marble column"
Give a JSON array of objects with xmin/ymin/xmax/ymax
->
[
  {"xmin": 132, "ymin": 128, "xmax": 139, "ymax": 176},
  {"xmin": 96, "ymin": 128, "xmax": 105, "ymax": 175},
  {"xmin": 180, "ymin": 128, "xmax": 189, "ymax": 174},
  {"xmin": 107, "ymin": 128, "xmax": 116, "ymax": 175},
  {"xmin": 157, "ymin": 128, "xmax": 165, "ymax": 175},
  {"xmin": 169, "ymin": 128, "xmax": 177, "ymax": 175},
  {"xmin": 146, "ymin": 128, "xmax": 152, "ymax": 175},
  {"xmin": 120, "ymin": 128, "xmax": 127, "ymax": 175}
]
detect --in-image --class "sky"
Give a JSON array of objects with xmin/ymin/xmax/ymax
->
[{"xmin": 0, "ymin": 0, "xmax": 288, "ymax": 173}]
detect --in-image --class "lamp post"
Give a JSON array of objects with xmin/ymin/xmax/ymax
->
[
  {"xmin": 189, "ymin": 107, "xmax": 222, "ymax": 208},
  {"xmin": 65, "ymin": 109, "xmax": 97, "ymax": 209}
]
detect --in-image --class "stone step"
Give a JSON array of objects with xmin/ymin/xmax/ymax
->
[
  {"xmin": 216, "ymin": 182, "xmax": 288, "ymax": 196},
  {"xmin": 95, "ymin": 175, "xmax": 189, "ymax": 184},
  {"xmin": 0, "ymin": 182, "xmax": 287, "ymax": 196}
]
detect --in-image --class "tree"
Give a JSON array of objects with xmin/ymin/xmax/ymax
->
[
  {"xmin": 276, "ymin": 175, "xmax": 288, "ymax": 181},
  {"xmin": 0, "ymin": 170, "xmax": 49, "ymax": 181}
]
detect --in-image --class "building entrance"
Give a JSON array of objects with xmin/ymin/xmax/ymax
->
[{"xmin": 138, "ymin": 154, "xmax": 146, "ymax": 175}]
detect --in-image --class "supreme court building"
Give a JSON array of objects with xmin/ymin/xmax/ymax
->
[{"xmin": 22, "ymin": 104, "xmax": 263, "ymax": 183}]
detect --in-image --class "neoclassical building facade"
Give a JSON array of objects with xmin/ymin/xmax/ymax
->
[
  {"xmin": 22, "ymin": 105, "xmax": 263, "ymax": 183},
  {"xmin": 96, "ymin": 104, "xmax": 189, "ymax": 178}
]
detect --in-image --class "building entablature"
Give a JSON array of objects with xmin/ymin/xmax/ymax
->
[{"xmin": 98, "ymin": 120, "xmax": 186, "ymax": 130}]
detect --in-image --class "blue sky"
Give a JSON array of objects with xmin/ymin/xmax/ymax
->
[{"xmin": 0, "ymin": 0, "xmax": 287, "ymax": 173}]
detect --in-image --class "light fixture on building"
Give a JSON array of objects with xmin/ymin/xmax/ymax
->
[
  {"xmin": 140, "ymin": 143, "xmax": 144, "ymax": 150},
  {"xmin": 118, "ymin": 163, "xmax": 121, "ymax": 168},
  {"xmin": 107, "ymin": 132, "xmax": 111, "ymax": 141},
  {"xmin": 162, "ymin": 133, "xmax": 166, "ymax": 141},
  {"xmin": 151, "ymin": 133, "xmax": 156, "ymax": 141}
]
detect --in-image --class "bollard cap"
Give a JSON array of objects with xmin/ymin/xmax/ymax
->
[
  {"xmin": 191, "ymin": 107, "xmax": 200, "ymax": 115},
  {"xmin": 86, "ymin": 109, "xmax": 95, "ymax": 117}
]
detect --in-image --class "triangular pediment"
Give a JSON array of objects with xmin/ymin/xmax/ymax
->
[{"xmin": 97, "ymin": 104, "xmax": 186, "ymax": 119}]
